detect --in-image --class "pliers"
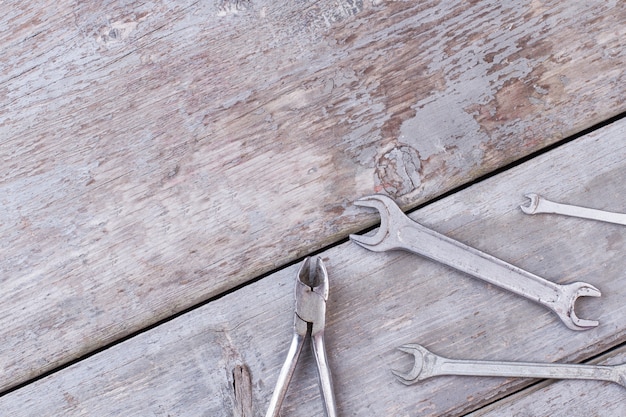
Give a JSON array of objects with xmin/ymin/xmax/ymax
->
[{"xmin": 265, "ymin": 257, "xmax": 338, "ymax": 417}]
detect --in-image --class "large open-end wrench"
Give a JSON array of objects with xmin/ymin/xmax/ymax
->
[
  {"xmin": 393, "ymin": 344, "xmax": 626, "ymax": 388},
  {"xmin": 521, "ymin": 193, "xmax": 626, "ymax": 226},
  {"xmin": 350, "ymin": 194, "xmax": 601, "ymax": 331}
]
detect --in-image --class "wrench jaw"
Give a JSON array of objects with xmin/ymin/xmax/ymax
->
[
  {"xmin": 391, "ymin": 344, "xmax": 432, "ymax": 386},
  {"xmin": 392, "ymin": 345, "xmax": 424, "ymax": 385},
  {"xmin": 520, "ymin": 193, "xmax": 541, "ymax": 214},
  {"xmin": 553, "ymin": 282, "xmax": 601, "ymax": 331},
  {"xmin": 350, "ymin": 194, "xmax": 405, "ymax": 252}
]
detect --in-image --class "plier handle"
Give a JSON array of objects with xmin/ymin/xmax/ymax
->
[{"xmin": 265, "ymin": 257, "xmax": 338, "ymax": 417}]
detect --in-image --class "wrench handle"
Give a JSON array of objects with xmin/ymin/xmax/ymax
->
[
  {"xmin": 536, "ymin": 199, "xmax": 626, "ymax": 226},
  {"xmin": 436, "ymin": 358, "xmax": 621, "ymax": 386},
  {"xmin": 397, "ymin": 222, "xmax": 561, "ymax": 305}
]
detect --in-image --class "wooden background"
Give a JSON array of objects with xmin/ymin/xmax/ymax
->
[{"xmin": 1, "ymin": 0, "xmax": 625, "ymax": 415}]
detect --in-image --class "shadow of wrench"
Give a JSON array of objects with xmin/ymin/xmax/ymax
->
[
  {"xmin": 521, "ymin": 193, "xmax": 626, "ymax": 226},
  {"xmin": 393, "ymin": 344, "xmax": 626, "ymax": 388},
  {"xmin": 350, "ymin": 194, "xmax": 601, "ymax": 331}
]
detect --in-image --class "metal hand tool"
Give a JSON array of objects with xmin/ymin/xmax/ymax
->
[
  {"xmin": 393, "ymin": 344, "xmax": 626, "ymax": 388},
  {"xmin": 349, "ymin": 194, "xmax": 601, "ymax": 331},
  {"xmin": 521, "ymin": 193, "xmax": 626, "ymax": 226},
  {"xmin": 265, "ymin": 257, "xmax": 337, "ymax": 417}
]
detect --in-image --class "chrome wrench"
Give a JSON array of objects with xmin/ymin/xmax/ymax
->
[
  {"xmin": 521, "ymin": 193, "xmax": 626, "ymax": 226},
  {"xmin": 350, "ymin": 194, "xmax": 601, "ymax": 331},
  {"xmin": 393, "ymin": 344, "xmax": 626, "ymax": 388}
]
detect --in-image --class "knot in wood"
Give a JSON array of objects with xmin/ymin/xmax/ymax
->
[{"xmin": 375, "ymin": 144, "xmax": 422, "ymax": 197}]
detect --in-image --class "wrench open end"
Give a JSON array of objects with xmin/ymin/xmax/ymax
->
[
  {"xmin": 560, "ymin": 282, "xmax": 601, "ymax": 331},
  {"xmin": 392, "ymin": 344, "xmax": 426, "ymax": 385},
  {"xmin": 350, "ymin": 194, "xmax": 403, "ymax": 252},
  {"xmin": 520, "ymin": 193, "xmax": 540, "ymax": 214}
]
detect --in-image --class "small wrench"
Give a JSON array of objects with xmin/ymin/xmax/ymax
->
[
  {"xmin": 350, "ymin": 194, "xmax": 601, "ymax": 331},
  {"xmin": 521, "ymin": 193, "xmax": 626, "ymax": 226},
  {"xmin": 393, "ymin": 344, "xmax": 626, "ymax": 389}
]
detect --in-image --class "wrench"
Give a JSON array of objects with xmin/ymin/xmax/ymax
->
[
  {"xmin": 393, "ymin": 344, "xmax": 626, "ymax": 389},
  {"xmin": 350, "ymin": 194, "xmax": 601, "ymax": 331},
  {"xmin": 521, "ymin": 193, "xmax": 626, "ymax": 226}
]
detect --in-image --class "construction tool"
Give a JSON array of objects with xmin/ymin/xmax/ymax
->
[
  {"xmin": 349, "ymin": 194, "xmax": 601, "ymax": 331},
  {"xmin": 393, "ymin": 344, "xmax": 626, "ymax": 388},
  {"xmin": 521, "ymin": 193, "xmax": 626, "ymax": 226},
  {"xmin": 265, "ymin": 257, "xmax": 337, "ymax": 417}
]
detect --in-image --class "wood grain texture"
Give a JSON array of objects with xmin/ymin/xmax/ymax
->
[
  {"xmin": 233, "ymin": 365, "xmax": 253, "ymax": 417},
  {"xmin": 1, "ymin": 118, "xmax": 625, "ymax": 416},
  {"xmin": 468, "ymin": 346, "xmax": 626, "ymax": 417},
  {"xmin": 1, "ymin": 0, "xmax": 625, "ymax": 391}
]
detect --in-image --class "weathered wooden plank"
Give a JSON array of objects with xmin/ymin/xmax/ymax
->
[
  {"xmin": 1, "ymin": 0, "xmax": 625, "ymax": 392},
  {"xmin": 1, "ymin": 118, "xmax": 625, "ymax": 415},
  {"xmin": 468, "ymin": 345, "xmax": 626, "ymax": 417}
]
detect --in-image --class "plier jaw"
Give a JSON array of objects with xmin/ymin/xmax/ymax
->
[
  {"xmin": 265, "ymin": 257, "xmax": 337, "ymax": 417},
  {"xmin": 294, "ymin": 256, "xmax": 329, "ymax": 337}
]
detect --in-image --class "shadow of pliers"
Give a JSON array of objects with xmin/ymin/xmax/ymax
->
[{"xmin": 265, "ymin": 257, "xmax": 338, "ymax": 417}]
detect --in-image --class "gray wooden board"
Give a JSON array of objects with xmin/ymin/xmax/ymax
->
[
  {"xmin": 468, "ymin": 345, "xmax": 626, "ymax": 417},
  {"xmin": 2, "ymin": 0, "xmax": 626, "ymax": 392},
  {"xmin": 2, "ymin": 118, "xmax": 625, "ymax": 415}
]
